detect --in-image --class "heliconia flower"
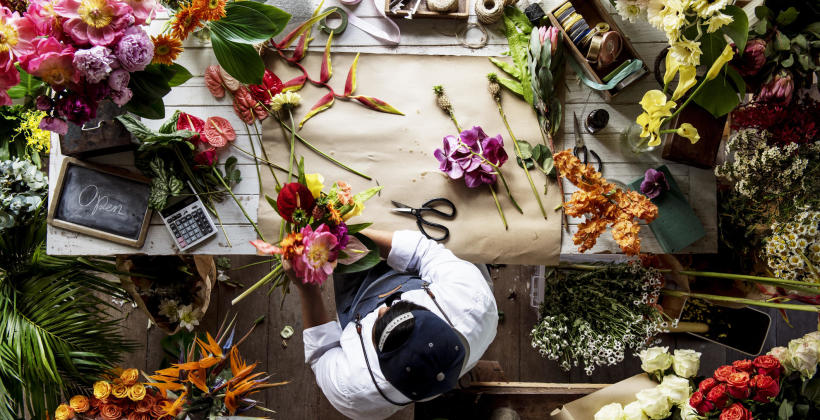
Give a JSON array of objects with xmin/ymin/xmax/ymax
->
[
  {"xmin": 292, "ymin": 224, "xmax": 338, "ymax": 286},
  {"xmin": 0, "ymin": 6, "xmax": 36, "ymax": 66},
  {"xmin": 55, "ymin": 0, "xmax": 134, "ymax": 46},
  {"xmin": 248, "ymin": 69, "xmax": 283, "ymax": 105},
  {"xmin": 18, "ymin": 37, "xmax": 76, "ymax": 90}
]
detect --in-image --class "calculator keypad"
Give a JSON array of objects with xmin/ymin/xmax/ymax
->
[{"xmin": 168, "ymin": 207, "xmax": 214, "ymax": 250}]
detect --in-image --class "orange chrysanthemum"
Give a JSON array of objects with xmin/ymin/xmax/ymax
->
[
  {"xmin": 192, "ymin": 0, "xmax": 226, "ymax": 21},
  {"xmin": 151, "ymin": 35, "xmax": 183, "ymax": 65},
  {"xmin": 170, "ymin": 5, "xmax": 203, "ymax": 41}
]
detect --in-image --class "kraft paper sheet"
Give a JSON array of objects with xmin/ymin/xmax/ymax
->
[
  {"xmin": 258, "ymin": 52, "xmax": 562, "ymax": 265},
  {"xmin": 550, "ymin": 374, "xmax": 658, "ymax": 420}
]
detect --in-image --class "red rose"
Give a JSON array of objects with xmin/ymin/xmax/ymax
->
[
  {"xmin": 276, "ymin": 183, "xmax": 316, "ymax": 223},
  {"xmin": 714, "ymin": 365, "xmax": 737, "ymax": 382},
  {"xmin": 699, "ymin": 378, "xmax": 718, "ymax": 393},
  {"xmin": 707, "ymin": 384, "xmax": 730, "ymax": 409},
  {"xmin": 751, "ymin": 374, "xmax": 780, "ymax": 402},
  {"xmin": 690, "ymin": 391, "xmax": 715, "ymax": 415},
  {"xmin": 732, "ymin": 359, "xmax": 754, "ymax": 373},
  {"xmin": 753, "ymin": 355, "xmax": 782, "ymax": 380},
  {"xmin": 726, "ymin": 371, "xmax": 751, "ymax": 399},
  {"xmin": 719, "ymin": 403, "xmax": 753, "ymax": 420}
]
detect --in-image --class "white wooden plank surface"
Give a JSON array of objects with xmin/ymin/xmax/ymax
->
[{"xmin": 46, "ymin": 0, "xmax": 718, "ymax": 255}]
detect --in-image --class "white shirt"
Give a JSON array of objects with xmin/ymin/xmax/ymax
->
[{"xmin": 303, "ymin": 231, "xmax": 498, "ymax": 420}]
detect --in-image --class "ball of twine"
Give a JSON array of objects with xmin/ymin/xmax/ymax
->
[
  {"xmin": 475, "ymin": 0, "xmax": 504, "ymax": 24},
  {"xmin": 427, "ymin": 0, "xmax": 457, "ymax": 12}
]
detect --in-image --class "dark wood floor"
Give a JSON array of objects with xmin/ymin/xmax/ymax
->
[{"xmin": 118, "ymin": 257, "xmax": 818, "ymax": 420}]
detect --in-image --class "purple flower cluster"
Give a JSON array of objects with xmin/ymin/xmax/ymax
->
[
  {"xmin": 73, "ymin": 46, "xmax": 118, "ymax": 83},
  {"xmin": 330, "ymin": 222, "xmax": 350, "ymax": 249},
  {"xmin": 434, "ymin": 126, "xmax": 508, "ymax": 188}
]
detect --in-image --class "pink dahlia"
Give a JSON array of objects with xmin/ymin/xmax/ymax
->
[
  {"xmin": 19, "ymin": 37, "xmax": 75, "ymax": 89},
  {"xmin": 292, "ymin": 224, "xmax": 339, "ymax": 286},
  {"xmin": 0, "ymin": 6, "xmax": 36, "ymax": 68},
  {"xmin": 124, "ymin": 0, "xmax": 160, "ymax": 26},
  {"xmin": 54, "ymin": 0, "xmax": 133, "ymax": 46}
]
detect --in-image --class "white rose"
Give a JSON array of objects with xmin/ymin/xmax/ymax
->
[
  {"xmin": 658, "ymin": 375, "xmax": 691, "ymax": 406},
  {"xmin": 804, "ymin": 331, "xmax": 820, "ymax": 358},
  {"xmin": 594, "ymin": 402, "xmax": 626, "ymax": 420},
  {"xmin": 789, "ymin": 338, "xmax": 818, "ymax": 379},
  {"xmin": 623, "ymin": 401, "xmax": 648, "ymax": 420},
  {"xmin": 680, "ymin": 401, "xmax": 701, "ymax": 420},
  {"xmin": 768, "ymin": 346, "xmax": 794, "ymax": 374},
  {"xmin": 636, "ymin": 387, "xmax": 672, "ymax": 420},
  {"xmin": 672, "ymin": 349, "xmax": 701, "ymax": 378},
  {"xmin": 639, "ymin": 347, "xmax": 673, "ymax": 374}
]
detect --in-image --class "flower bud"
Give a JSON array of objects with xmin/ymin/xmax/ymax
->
[
  {"xmin": 758, "ymin": 71, "xmax": 794, "ymax": 104},
  {"xmin": 733, "ymin": 39, "xmax": 766, "ymax": 77},
  {"xmin": 487, "ymin": 73, "xmax": 501, "ymax": 102},
  {"xmin": 433, "ymin": 85, "xmax": 453, "ymax": 114}
]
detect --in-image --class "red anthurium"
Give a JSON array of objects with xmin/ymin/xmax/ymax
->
[
  {"xmin": 177, "ymin": 112, "xmax": 205, "ymax": 143},
  {"xmin": 202, "ymin": 116, "xmax": 236, "ymax": 148},
  {"xmin": 249, "ymin": 70, "xmax": 283, "ymax": 106},
  {"xmin": 277, "ymin": 183, "xmax": 315, "ymax": 223},
  {"xmin": 194, "ymin": 148, "xmax": 217, "ymax": 166}
]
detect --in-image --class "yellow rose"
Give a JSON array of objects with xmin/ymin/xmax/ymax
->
[
  {"xmin": 120, "ymin": 368, "xmax": 139, "ymax": 386},
  {"xmin": 305, "ymin": 173, "xmax": 324, "ymax": 199},
  {"xmin": 55, "ymin": 404, "xmax": 75, "ymax": 420},
  {"xmin": 705, "ymin": 44, "xmax": 735, "ymax": 81},
  {"xmin": 111, "ymin": 383, "xmax": 129, "ymax": 399},
  {"xmin": 69, "ymin": 395, "xmax": 90, "ymax": 413},
  {"xmin": 127, "ymin": 383, "xmax": 147, "ymax": 401},
  {"xmin": 671, "ymin": 65, "xmax": 697, "ymax": 101},
  {"xmin": 93, "ymin": 381, "xmax": 111, "ymax": 400},
  {"xmin": 342, "ymin": 200, "xmax": 364, "ymax": 221},
  {"xmin": 676, "ymin": 123, "xmax": 700, "ymax": 144}
]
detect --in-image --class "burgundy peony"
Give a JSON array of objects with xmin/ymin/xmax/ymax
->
[
  {"xmin": 706, "ymin": 383, "xmax": 730, "ymax": 409},
  {"xmin": 689, "ymin": 391, "xmax": 714, "ymax": 415},
  {"xmin": 753, "ymin": 355, "xmax": 782, "ymax": 380},
  {"xmin": 726, "ymin": 371, "xmax": 751, "ymax": 399},
  {"xmin": 732, "ymin": 39, "xmax": 766, "ymax": 77},
  {"xmin": 699, "ymin": 378, "xmax": 718, "ymax": 394},
  {"xmin": 750, "ymin": 374, "xmax": 779, "ymax": 403},
  {"xmin": 719, "ymin": 403, "xmax": 753, "ymax": 420},
  {"xmin": 714, "ymin": 365, "xmax": 737, "ymax": 382},
  {"xmin": 277, "ymin": 183, "xmax": 316, "ymax": 223},
  {"xmin": 732, "ymin": 359, "xmax": 754, "ymax": 373}
]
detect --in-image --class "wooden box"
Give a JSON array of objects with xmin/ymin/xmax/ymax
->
[
  {"xmin": 662, "ymin": 103, "xmax": 728, "ymax": 168},
  {"xmin": 59, "ymin": 101, "xmax": 136, "ymax": 158},
  {"xmin": 547, "ymin": 0, "xmax": 648, "ymax": 102},
  {"xmin": 384, "ymin": 0, "xmax": 469, "ymax": 19}
]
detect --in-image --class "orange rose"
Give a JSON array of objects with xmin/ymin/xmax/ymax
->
[
  {"xmin": 128, "ymin": 383, "xmax": 147, "ymax": 401},
  {"xmin": 69, "ymin": 395, "xmax": 90, "ymax": 413},
  {"xmin": 93, "ymin": 381, "xmax": 112, "ymax": 400},
  {"xmin": 127, "ymin": 412, "xmax": 151, "ymax": 420},
  {"xmin": 99, "ymin": 404, "xmax": 122, "ymax": 420},
  {"xmin": 111, "ymin": 383, "xmax": 129, "ymax": 399},
  {"xmin": 150, "ymin": 400, "xmax": 167, "ymax": 418},
  {"xmin": 135, "ymin": 394, "xmax": 154, "ymax": 412},
  {"xmin": 120, "ymin": 368, "xmax": 140, "ymax": 386},
  {"xmin": 54, "ymin": 404, "xmax": 75, "ymax": 420}
]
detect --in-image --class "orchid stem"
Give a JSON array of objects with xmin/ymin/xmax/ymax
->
[
  {"xmin": 277, "ymin": 118, "xmax": 372, "ymax": 180},
  {"xmin": 213, "ymin": 167, "xmax": 267, "ymax": 243},
  {"xmin": 287, "ymin": 109, "xmax": 296, "ymax": 183},
  {"xmin": 662, "ymin": 289, "xmax": 819, "ymax": 313},
  {"xmin": 495, "ymin": 101, "xmax": 547, "ymax": 219},
  {"xmin": 488, "ymin": 183, "xmax": 508, "ymax": 230},
  {"xmin": 449, "ymin": 111, "xmax": 462, "ymax": 133}
]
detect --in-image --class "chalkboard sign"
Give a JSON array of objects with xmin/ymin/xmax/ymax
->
[{"xmin": 48, "ymin": 158, "xmax": 152, "ymax": 247}]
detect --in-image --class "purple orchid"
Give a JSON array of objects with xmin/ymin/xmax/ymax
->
[{"xmin": 640, "ymin": 168, "xmax": 669, "ymax": 199}]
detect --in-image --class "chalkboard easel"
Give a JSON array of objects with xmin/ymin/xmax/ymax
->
[{"xmin": 48, "ymin": 158, "xmax": 153, "ymax": 248}]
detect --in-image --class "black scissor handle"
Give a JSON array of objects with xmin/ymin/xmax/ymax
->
[
  {"xmin": 421, "ymin": 198, "xmax": 456, "ymax": 218},
  {"xmin": 417, "ymin": 218, "xmax": 450, "ymax": 242}
]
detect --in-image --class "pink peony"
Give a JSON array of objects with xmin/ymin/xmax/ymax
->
[
  {"xmin": 23, "ymin": 0, "xmax": 62, "ymax": 37},
  {"xmin": 0, "ymin": 6, "xmax": 37, "ymax": 68},
  {"xmin": 124, "ymin": 0, "xmax": 160, "ymax": 25},
  {"xmin": 0, "ymin": 63, "xmax": 19, "ymax": 105},
  {"xmin": 54, "ymin": 0, "xmax": 134, "ymax": 46},
  {"xmin": 19, "ymin": 37, "xmax": 75, "ymax": 89},
  {"xmin": 292, "ymin": 224, "xmax": 339, "ymax": 286}
]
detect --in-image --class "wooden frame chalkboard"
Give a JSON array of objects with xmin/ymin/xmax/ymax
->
[{"xmin": 48, "ymin": 158, "xmax": 152, "ymax": 248}]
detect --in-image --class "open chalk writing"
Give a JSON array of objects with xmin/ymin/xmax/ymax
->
[{"xmin": 78, "ymin": 184, "xmax": 127, "ymax": 217}]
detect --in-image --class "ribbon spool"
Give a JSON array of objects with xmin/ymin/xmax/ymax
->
[
  {"xmin": 476, "ymin": 0, "xmax": 504, "ymax": 24},
  {"xmin": 319, "ymin": 7, "xmax": 348, "ymax": 36},
  {"xmin": 586, "ymin": 31, "xmax": 622, "ymax": 69}
]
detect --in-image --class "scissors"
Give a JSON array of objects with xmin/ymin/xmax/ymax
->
[
  {"xmin": 573, "ymin": 112, "xmax": 603, "ymax": 172},
  {"xmin": 391, "ymin": 198, "xmax": 456, "ymax": 242}
]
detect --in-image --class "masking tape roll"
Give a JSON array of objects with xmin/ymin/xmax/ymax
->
[{"xmin": 319, "ymin": 7, "xmax": 348, "ymax": 36}]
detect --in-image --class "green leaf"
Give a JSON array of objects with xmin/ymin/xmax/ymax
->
[
  {"xmin": 159, "ymin": 110, "xmax": 181, "ymax": 134},
  {"xmin": 775, "ymin": 31, "xmax": 791, "ymax": 51},
  {"xmin": 754, "ymin": 5, "xmax": 772, "ymax": 20},
  {"xmin": 693, "ymin": 72, "xmax": 740, "ymax": 117},
  {"xmin": 781, "ymin": 54, "xmax": 795, "ymax": 68},
  {"xmin": 778, "ymin": 399, "xmax": 794, "ymax": 420},
  {"xmin": 229, "ymin": 1, "xmax": 291, "ymax": 36},
  {"xmin": 700, "ymin": 33, "xmax": 728, "ymax": 68},
  {"xmin": 6, "ymin": 65, "xmax": 43, "ymax": 99},
  {"xmin": 166, "ymin": 63, "xmax": 193, "ymax": 87},
  {"xmin": 352, "ymin": 186, "xmax": 383, "ymax": 204},
  {"xmin": 489, "ymin": 57, "xmax": 521, "ymax": 79},
  {"xmin": 776, "ymin": 7, "xmax": 799, "ymax": 26},
  {"xmin": 791, "ymin": 34, "xmax": 808, "ymax": 50},
  {"xmin": 334, "ymin": 233, "xmax": 381, "ymax": 274},
  {"xmin": 802, "ymin": 376, "xmax": 820, "ymax": 404},
  {"xmin": 496, "ymin": 77, "xmax": 524, "ymax": 97},
  {"xmin": 209, "ymin": 3, "xmax": 279, "ymax": 44},
  {"xmin": 346, "ymin": 223, "xmax": 372, "ymax": 235},
  {"xmin": 502, "ymin": 6, "xmax": 534, "ymax": 105},
  {"xmin": 517, "ymin": 140, "xmax": 533, "ymax": 159},
  {"xmin": 725, "ymin": 66, "xmax": 746, "ymax": 97},
  {"xmin": 797, "ymin": 54, "xmax": 812, "ymax": 71},
  {"xmin": 753, "ymin": 19, "xmax": 769, "ymax": 35},
  {"xmin": 210, "ymin": 31, "xmax": 265, "ymax": 84},
  {"xmin": 721, "ymin": 5, "xmax": 749, "ymax": 53}
]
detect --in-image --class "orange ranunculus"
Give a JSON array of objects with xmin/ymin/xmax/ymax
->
[
  {"xmin": 99, "ymin": 404, "xmax": 122, "ymax": 420},
  {"xmin": 55, "ymin": 404, "xmax": 74, "ymax": 420},
  {"xmin": 69, "ymin": 395, "xmax": 90, "ymax": 413},
  {"xmin": 128, "ymin": 383, "xmax": 147, "ymax": 401},
  {"xmin": 135, "ymin": 394, "xmax": 154, "ymax": 413},
  {"xmin": 188, "ymin": 368, "xmax": 208, "ymax": 393},
  {"xmin": 120, "ymin": 368, "xmax": 140, "ymax": 386},
  {"xmin": 93, "ymin": 381, "xmax": 112, "ymax": 400}
]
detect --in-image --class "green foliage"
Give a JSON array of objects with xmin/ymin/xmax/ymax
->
[
  {"xmin": 721, "ymin": 5, "xmax": 749, "ymax": 53},
  {"xmin": 6, "ymin": 65, "xmax": 44, "ymax": 100},
  {"xmin": 334, "ymin": 233, "xmax": 381, "ymax": 274},
  {"xmin": 127, "ymin": 63, "xmax": 193, "ymax": 119},
  {"xmin": 491, "ymin": 6, "xmax": 534, "ymax": 105},
  {"xmin": 148, "ymin": 156, "xmax": 184, "ymax": 210}
]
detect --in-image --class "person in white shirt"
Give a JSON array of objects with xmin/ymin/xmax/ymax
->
[{"xmin": 289, "ymin": 229, "xmax": 498, "ymax": 419}]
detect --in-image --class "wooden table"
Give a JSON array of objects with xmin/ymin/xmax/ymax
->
[{"xmin": 47, "ymin": 0, "xmax": 717, "ymax": 256}]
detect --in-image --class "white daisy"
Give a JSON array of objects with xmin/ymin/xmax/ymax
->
[
  {"xmin": 615, "ymin": 0, "xmax": 645, "ymax": 23},
  {"xmin": 158, "ymin": 299, "xmax": 180, "ymax": 323},
  {"xmin": 177, "ymin": 304, "xmax": 201, "ymax": 331}
]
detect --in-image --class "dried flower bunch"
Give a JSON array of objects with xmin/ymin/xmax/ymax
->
[
  {"xmin": 765, "ymin": 209, "xmax": 820, "ymax": 284},
  {"xmin": 554, "ymin": 150, "xmax": 658, "ymax": 255},
  {"xmin": 531, "ymin": 263, "xmax": 667, "ymax": 376}
]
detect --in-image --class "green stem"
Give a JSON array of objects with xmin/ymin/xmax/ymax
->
[
  {"xmin": 246, "ymin": 124, "xmax": 263, "ymax": 196},
  {"xmin": 231, "ymin": 142, "xmax": 287, "ymax": 173},
  {"xmin": 287, "ymin": 109, "xmax": 296, "ymax": 183},
  {"xmin": 277, "ymin": 119, "xmax": 372, "ymax": 180},
  {"xmin": 213, "ymin": 167, "xmax": 266, "ymax": 243},
  {"xmin": 207, "ymin": 201, "xmax": 232, "ymax": 247},
  {"xmin": 449, "ymin": 111, "xmax": 462, "ymax": 133},
  {"xmin": 252, "ymin": 122, "xmax": 281, "ymax": 190},
  {"xmin": 496, "ymin": 101, "xmax": 547, "ymax": 219},
  {"xmin": 661, "ymin": 74, "xmax": 710, "ymax": 126},
  {"xmin": 662, "ymin": 289, "xmax": 819, "ymax": 313},
  {"xmin": 232, "ymin": 265, "xmax": 280, "ymax": 305},
  {"xmin": 488, "ymin": 183, "xmax": 508, "ymax": 230}
]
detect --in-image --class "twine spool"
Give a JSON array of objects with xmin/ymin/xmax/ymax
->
[
  {"xmin": 476, "ymin": 0, "xmax": 504, "ymax": 24},
  {"xmin": 427, "ymin": 0, "xmax": 457, "ymax": 12}
]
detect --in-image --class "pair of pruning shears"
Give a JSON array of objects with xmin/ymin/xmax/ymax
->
[
  {"xmin": 391, "ymin": 198, "xmax": 456, "ymax": 242},
  {"xmin": 573, "ymin": 112, "xmax": 603, "ymax": 172}
]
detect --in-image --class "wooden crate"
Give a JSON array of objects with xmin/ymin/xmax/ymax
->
[
  {"xmin": 384, "ymin": 0, "xmax": 469, "ymax": 19},
  {"xmin": 547, "ymin": 0, "xmax": 649, "ymax": 102}
]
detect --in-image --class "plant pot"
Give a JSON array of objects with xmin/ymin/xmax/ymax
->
[
  {"xmin": 117, "ymin": 255, "xmax": 215, "ymax": 334},
  {"xmin": 661, "ymin": 103, "xmax": 728, "ymax": 168}
]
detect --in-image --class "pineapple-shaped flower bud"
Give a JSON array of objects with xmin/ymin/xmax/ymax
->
[
  {"xmin": 487, "ymin": 73, "xmax": 501, "ymax": 102},
  {"xmin": 311, "ymin": 205, "xmax": 326, "ymax": 221},
  {"xmin": 433, "ymin": 85, "xmax": 453, "ymax": 114}
]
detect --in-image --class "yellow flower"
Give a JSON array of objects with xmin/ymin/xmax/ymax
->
[
  {"xmin": 69, "ymin": 395, "xmax": 90, "ymax": 413},
  {"xmin": 270, "ymin": 91, "xmax": 302, "ymax": 112},
  {"xmin": 342, "ymin": 200, "xmax": 364, "ymax": 221},
  {"xmin": 672, "ymin": 65, "xmax": 697, "ymax": 101},
  {"xmin": 636, "ymin": 112, "xmax": 663, "ymax": 139},
  {"xmin": 670, "ymin": 39, "xmax": 703, "ymax": 66},
  {"xmin": 120, "ymin": 368, "xmax": 139, "ymax": 386},
  {"xmin": 93, "ymin": 380, "xmax": 111, "ymax": 400},
  {"xmin": 111, "ymin": 382, "xmax": 129, "ymax": 399},
  {"xmin": 15, "ymin": 110, "xmax": 51, "ymax": 153},
  {"xmin": 55, "ymin": 404, "xmax": 74, "ymax": 420},
  {"xmin": 663, "ymin": 52, "xmax": 682, "ymax": 86},
  {"xmin": 705, "ymin": 44, "xmax": 735, "ymax": 81},
  {"xmin": 676, "ymin": 123, "xmax": 700, "ymax": 144},
  {"xmin": 305, "ymin": 173, "xmax": 324, "ymax": 199},
  {"xmin": 706, "ymin": 12, "xmax": 733, "ymax": 33},
  {"xmin": 640, "ymin": 90, "xmax": 676, "ymax": 118},
  {"xmin": 128, "ymin": 383, "xmax": 147, "ymax": 401}
]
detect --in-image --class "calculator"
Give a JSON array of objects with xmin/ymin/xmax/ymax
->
[{"xmin": 159, "ymin": 185, "xmax": 217, "ymax": 251}]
